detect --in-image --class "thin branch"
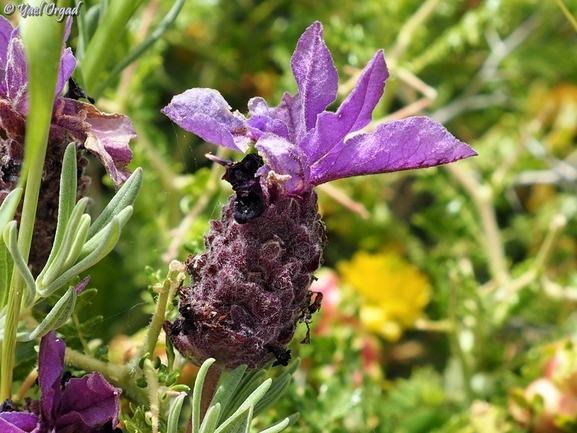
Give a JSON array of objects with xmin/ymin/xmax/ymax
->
[
  {"xmin": 445, "ymin": 163, "xmax": 509, "ymax": 285},
  {"xmin": 432, "ymin": 17, "xmax": 538, "ymax": 124}
]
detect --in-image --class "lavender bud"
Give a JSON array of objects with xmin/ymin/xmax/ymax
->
[{"xmin": 164, "ymin": 172, "xmax": 326, "ymax": 370}]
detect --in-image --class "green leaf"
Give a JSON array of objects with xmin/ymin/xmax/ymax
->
[
  {"xmin": 191, "ymin": 358, "xmax": 217, "ymax": 433},
  {"xmin": 19, "ymin": 287, "xmax": 77, "ymax": 341},
  {"xmin": 166, "ymin": 393, "xmax": 187, "ymax": 433},
  {"xmin": 199, "ymin": 403, "xmax": 221, "ymax": 433},
  {"xmin": 0, "ymin": 239, "xmax": 13, "ymax": 310},
  {"xmin": 0, "ymin": 188, "xmax": 22, "ymax": 233},
  {"xmin": 80, "ymin": 206, "xmax": 132, "ymax": 260},
  {"xmin": 253, "ymin": 374, "xmax": 291, "ymax": 418},
  {"xmin": 80, "ymin": 0, "xmax": 145, "ymax": 93},
  {"xmin": 43, "ymin": 142, "xmax": 78, "ymax": 273},
  {"xmin": 254, "ymin": 359, "xmax": 299, "ymax": 417},
  {"xmin": 222, "ymin": 369, "xmax": 267, "ymax": 421},
  {"xmin": 258, "ymin": 414, "xmax": 299, "ymax": 433},
  {"xmin": 215, "ymin": 379, "xmax": 272, "ymax": 433},
  {"xmin": 215, "ymin": 406, "xmax": 252, "ymax": 433},
  {"xmin": 38, "ymin": 216, "xmax": 121, "ymax": 297},
  {"xmin": 37, "ymin": 198, "xmax": 90, "ymax": 288},
  {"xmin": 86, "ymin": 167, "xmax": 142, "ymax": 240},
  {"xmin": 95, "ymin": 0, "xmax": 187, "ymax": 97},
  {"xmin": 3, "ymin": 221, "xmax": 36, "ymax": 307},
  {"xmin": 210, "ymin": 364, "xmax": 248, "ymax": 423}
]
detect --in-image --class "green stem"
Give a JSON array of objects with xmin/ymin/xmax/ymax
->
[
  {"xmin": 80, "ymin": 0, "xmax": 145, "ymax": 94},
  {"xmin": 448, "ymin": 270, "xmax": 474, "ymax": 404},
  {"xmin": 143, "ymin": 359, "xmax": 161, "ymax": 433},
  {"xmin": 65, "ymin": 347, "xmax": 148, "ymax": 406},
  {"xmin": 130, "ymin": 261, "xmax": 186, "ymax": 371}
]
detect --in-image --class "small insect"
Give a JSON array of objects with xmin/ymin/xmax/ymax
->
[
  {"xmin": 299, "ymin": 291, "xmax": 323, "ymax": 344},
  {"xmin": 207, "ymin": 153, "xmax": 266, "ymax": 224}
]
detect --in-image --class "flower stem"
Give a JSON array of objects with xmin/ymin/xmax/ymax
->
[
  {"xmin": 130, "ymin": 261, "xmax": 185, "ymax": 372},
  {"xmin": 65, "ymin": 347, "xmax": 148, "ymax": 406}
]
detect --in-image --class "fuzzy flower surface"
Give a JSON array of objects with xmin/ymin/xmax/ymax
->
[
  {"xmin": 0, "ymin": 331, "xmax": 121, "ymax": 433},
  {"xmin": 0, "ymin": 16, "xmax": 135, "ymax": 272},
  {"xmin": 338, "ymin": 251, "xmax": 430, "ymax": 342},
  {"xmin": 162, "ymin": 21, "xmax": 476, "ymax": 370}
]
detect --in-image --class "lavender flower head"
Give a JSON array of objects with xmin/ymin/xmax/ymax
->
[
  {"xmin": 0, "ymin": 331, "xmax": 121, "ymax": 432},
  {"xmin": 162, "ymin": 21, "xmax": 476, "ymax": 370},
  {"xmin": 0, "ymin": 16, "xmax": 135, "ymax": 273}
]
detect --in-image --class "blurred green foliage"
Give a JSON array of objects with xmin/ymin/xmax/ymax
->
[{"xmin": 58, "ymin": 0, "xmax": 577, "ymax": 431}]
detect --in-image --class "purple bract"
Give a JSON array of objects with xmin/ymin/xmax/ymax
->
[{"xmin": 162, "ymin": 21, "xmax": 476, "ymax": 195}]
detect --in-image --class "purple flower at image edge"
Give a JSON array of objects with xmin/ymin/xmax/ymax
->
[
  {"xmin": 0, "ymin": 331, "xmax": 121, "ymax": 433},
  {"xmin": 0, "ymin": 15, "xmax": 135, "ymax": 187},
  {"xmin": 161, "ymin": 21, "xmax": 477, "ymax": 370},
  {"xmin": 0, "ymin": 15, "xmax": 136, "ymax": 273}
]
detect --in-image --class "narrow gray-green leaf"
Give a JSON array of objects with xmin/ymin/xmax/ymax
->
[
  {"xmin": 223, "ymin": 370, "xmax": 267, "ymax": 421},
  {"xmin": 254, "ymin": 360, "xmax": 299, "ymax": 417},
  {"xmin": 62, "ymin": 214, "xmax": 91, "ymax": 269},
  {"xmin": 215, "ymin": 406, "xmax": 252, "ymax": 433},
  {"xmin": 166, "ymin": 393, "xmax": 187, "ymax": 433},
  {"xmin": 199, "ymin": 403, "xmax": 221, "ymax": 433},
  {"xmin": 20, "ymin": 287, "xmax": 77, "ymax": 341},
  {"xmin": 38, "ymin": 217, "xmax": 120, "ymax": 297},
  {"xmin": 253, "ymin": 374, "xmax": 291, "ymax": 417},
  {"xmin": 41, "ymin": 143, "xmax": 78, "ymax": 275},
  {"xmin": 258, "ymin": 414, "xmax": 299, "ymax": 433},
  {"xmin": 0, "ymin": 241, "xmax": 13, "ymax": 310},
  {"xmin": 87, "ymin": 167, "xmax": 142, "ymax": 240},
  {"xmin": 192, "ymin": 358, "xmax": 216, "ymax": 433},
  {"xmin": 216, "ymin": 379, "xmax": 271, "ymax": 433},
  {"xmin": 3, "ymin": 222, "xmax": 36, "ymax": 306},
  {"xmin": 79, "ymin": 206, "xmax": 132, "ymax": 260},
  {"xmin": 0, "ymin": 188, "xmax": 22, "ymax": 232},
  {"xmin": 38, "ymin": 197, "xmax": 90, "ymax": 288},
  {"xmin": 210, "ymin": 364, "xmax": 247, "ymax": 423}
]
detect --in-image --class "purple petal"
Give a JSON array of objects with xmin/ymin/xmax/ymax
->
[
  {"xmin": 246, "ymin": 97, "xmax": 290, "ymax": 140},
  {"xmin": 309, "ymin": 116, "xmax": 477, "ymax": 185},
  {"xmin": 0, "ymin": 16, "xmax": 14, "ymax": 71},
  {"xmin": 301, "ymin": 50, "xmax": 388, "ymax": 163},
  {"xmin": 291, "ymin": 21, "xmax": 338, "ymax": 133},
  {"xmin": 38, "ymin": 331, "xmax": 65, "ymax": 428},
  {"xmin": 255, "ymin": 133, "xmax": 310, "ymax": 193},
  {"xmin": 55, "ymin": 47, "xmax": 76, "ymax": 96},
  {"xmin": 77, "ymin": 102, "xmax": 135, "ymax": 186},
  {"xmin": 57, "ymin": 372, "xmax": 121, "ymax": 430},
  {"xmin": 0, "ymin": 412, "xmax": 41, "ymax": 432},
  {"xmin": 5, "ymin": 38, "xmax": 28, "ymax": 113},
  {"xmin": 265, "ymin": 92, "xmax": 305, "ymax": 144},
  {"xmin": 162, "ymin": 88, "xmax": 250, "ymax": 152}
]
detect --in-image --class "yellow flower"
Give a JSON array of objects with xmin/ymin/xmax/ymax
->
[{"xmin": 337, "ymin": 251, "xmax": 430, "ymax": 342}]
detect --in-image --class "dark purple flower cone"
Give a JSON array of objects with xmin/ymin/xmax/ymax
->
[{"xmin": 164, "ymin": 186, "xmax": 326, "ymax": 370}]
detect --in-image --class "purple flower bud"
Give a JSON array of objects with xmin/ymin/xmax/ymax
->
[{"xmin": 164, "ymin": 175, "xmax": 326, "ymax": 369}]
